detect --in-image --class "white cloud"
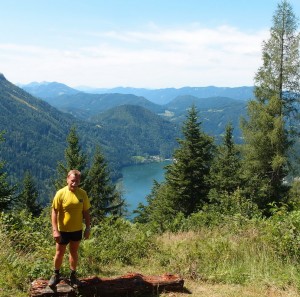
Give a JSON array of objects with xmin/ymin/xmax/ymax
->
[{"xmin": 0, "ymin": 25, "xmax": 269, "ymax": 88}]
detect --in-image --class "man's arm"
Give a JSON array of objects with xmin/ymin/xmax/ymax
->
[
  {"xmin": 83, "ymin": 209, "xmax": 91, "ymax": 239},
  {"xmin": 51, "ymin": 208, "xmax": 61, "ymax": 242}
]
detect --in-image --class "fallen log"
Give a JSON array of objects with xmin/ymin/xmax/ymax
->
[{"xmin": 29, "ymin": 273, "xmax": 185, "ymax": 297}]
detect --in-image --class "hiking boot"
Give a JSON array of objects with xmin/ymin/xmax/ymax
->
[
  {"xmin": 70, "ymin": 273, "xmax": 81, "ymax": 288},
  {"xmin": 48, "ymin": 274, "xmax": 60, "ymax": 287}
]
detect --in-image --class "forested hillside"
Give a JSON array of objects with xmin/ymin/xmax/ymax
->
[
  {"xmin": 164, "ymin": 95, "xmax": 247, "ymax": 140},
  {"xmin": 0, "ymin": 74, "xmax": 70, "ymax": 180},
  {"xmin": 0, "ymin": 74, "xmax": 103, "ymax": 201},
  {"xmin": 40, "ymin": 92, "xmax": 163, "ymax": 120},
  {"xmin": 0, "ymin": 74, "xmax": 179, "ymax": 202},
  {"xmin": 91, "ymin": 104, "xmax": 179, "ymax": 159}
]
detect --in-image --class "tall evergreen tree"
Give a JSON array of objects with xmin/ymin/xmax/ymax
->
[
  {"xmin": 84, "ymin": 145, "xmax": 123, "ymax": 222},
  {"xmin": 18, "ymin": 171, "xmax": 42, "ymax": 217},
  {"xmin": 209, "ymin": 123, "xmax": 242, "ymax": 202},
  {"xmin": 241, "ymin": 0, "xmax": 300, "ymax": 212},
  {"xmin": 55, "ymin": 126, "xmax": 87, "ymax": 190},
  {"xmin": 164, "ymin": 105, "xmax": 215, "ymax": 216},
  {"xmin": 0, "ymin": 132, "xmax": 15, "ymax": 211},
  {"xmin": 135, "ymin": 106, "xmax": 214, "ymax": 225}
]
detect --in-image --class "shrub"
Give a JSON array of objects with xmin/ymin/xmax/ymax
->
[
  {"xmin": 80, "ymin": 217, "xmax": 156, "ymax": 275},
  {"xmin": 262, "ymin": 209, "xmax": 300, "ymax": 261}
]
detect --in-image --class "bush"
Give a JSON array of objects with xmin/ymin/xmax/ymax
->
[
  {"xmin": 80, "ymin": 217, "xmax": 156, "ymax": 275},
  {"xmin": 262, "ymin": 209, "xmax": 300, "ymax": 261},
  {"xmin": 0, "ymin": 208, "xmax": 53, "ymax": 295}
]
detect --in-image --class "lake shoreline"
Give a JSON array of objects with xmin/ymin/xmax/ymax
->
[
  {"xmin": 117, "ymin": 160, "xmax": 172, "ymax": 219},
  {"xmin": 130, "ymin": 155, "xmax": 173, "ymax": 165}
]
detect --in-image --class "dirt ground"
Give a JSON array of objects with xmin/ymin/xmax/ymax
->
[
  {"xmin": 29, "ymin": 272, "xmax": 300, "ymax": 297},
  {"xmin": 161, "ymin": 280, "xmax": 300, "ymax": 297}
]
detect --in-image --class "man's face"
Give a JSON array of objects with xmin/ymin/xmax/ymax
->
[{"xmin": 67, "ymin": 174, "xmax": 80, "ymax": 192}]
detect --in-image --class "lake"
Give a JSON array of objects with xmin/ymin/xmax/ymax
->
[{"xmin": 120, "ymin": 160, "xmax": 171, "ymax": 218}]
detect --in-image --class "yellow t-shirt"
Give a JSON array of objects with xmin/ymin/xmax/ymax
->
[{"xmin": 52, "ymin": 186, "xmax": 91, "ymax": 232}]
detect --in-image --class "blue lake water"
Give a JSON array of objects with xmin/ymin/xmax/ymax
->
[{"xmin": 120, "ymin": 160, "xmax": 171, "ymax": 218}]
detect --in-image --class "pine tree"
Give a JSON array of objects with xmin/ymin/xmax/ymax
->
[
  {"xmin": 0, "ymin": 170, "xmax": 15, "ymax": 211},
  {"xmin": 18, "ymin": 171, "xmax": 42, "ymax": 217},
  {"xmin": 55, "ymin": 126, "xmax": 87, "ymax": 190},
  {"xmin": 164, "ymin": 105, "xmax": 215, "ymax": 216},
  {"xmin": 0, "ymin": 132, "xmax": 15, "ymax": 211},
  {"xmin": 134, "ymin": 181, "xmax": 178, "ymax": 232},
  {"xmin": 209, "ymin": 123, "xmax": 242, "ymax": 202},
  {"xmin": 84, "ymin": 146, "xmax": 123, "ymax": 222},
  {"xmin": 241, "ymin": 0, "xmax": 300, "ymax": 213},
  {"xmin": 134, "ymin": 106, "xmax": 214, "ymax": 225}
]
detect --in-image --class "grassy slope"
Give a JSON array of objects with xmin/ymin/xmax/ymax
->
[{"xmin": 1, "ymin": 212, "xmax": 300, "ymax": 297}]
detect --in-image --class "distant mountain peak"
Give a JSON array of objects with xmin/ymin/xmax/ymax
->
[
  {"xmin": 25, "ymin": 81, "xmax": 51, "ymax": 87},
  {"xmin": 0, "ymin": 73, "xmax": 6, "ymax": 81},
  {"xmin": 21, "ymin": 81, "xmax": 79, "ymax": 98}
]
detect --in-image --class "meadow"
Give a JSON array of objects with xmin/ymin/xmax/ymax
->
[{"xmin": 1, "ymin": 208, "xmax": 300, "ymax": 297}]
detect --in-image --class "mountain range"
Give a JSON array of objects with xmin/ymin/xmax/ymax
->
[
  {"xmin": 76, "ymin": 85, "xmax": 254, "ymax": 104},
  {"xmin": 0, "ymin": 75, "xmax": 253, "ymax": 204},
  {"xmin": 21, "ymin": 81, "xmax": 254, "ymax": 104},
  {"xmin": 1, "ymin": 74, "xmax": 179, "ymax": 203},
  {"xmin": 21, "ymin": 81, "xmax": 249, "ymax": 141}
]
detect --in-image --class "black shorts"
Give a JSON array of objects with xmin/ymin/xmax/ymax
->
[{"xmin": 59, "ymin": 230, "xmax": 82, "ymax": 245}]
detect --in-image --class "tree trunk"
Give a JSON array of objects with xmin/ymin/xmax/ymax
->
[{"xmin": 30, "ymin": 273, "xmax": 185, "ymax": 297}]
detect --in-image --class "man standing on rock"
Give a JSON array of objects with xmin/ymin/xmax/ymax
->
[{"xmin": 48, "ymin": 169, "xmax": 91, "ymax": 288}]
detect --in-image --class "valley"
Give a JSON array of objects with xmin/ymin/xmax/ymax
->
[{"xmin": 1, "ymin": 73, "xmax": 251, "ymax": 205}]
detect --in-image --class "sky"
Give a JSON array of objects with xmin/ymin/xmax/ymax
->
[{"xmin": 1, "ymin": 0, "xmax": 300, "ymax": 89}]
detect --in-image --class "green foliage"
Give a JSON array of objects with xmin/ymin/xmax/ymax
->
[
  {"xmin": 208, "ymin": 123, "xmax": 242, "ymax": 202},
  {"xmin": 140, "ymin": 189, "xmax": 261, "ymax": 234},
  {"xmin": 0, "ymin": 75, "xmax": 73, "ymax": 201},
  {"xmin": 0, "ymin": 170, "xmax": 14, "ymax": 211},
  {"xmin": 0, "ymin": 209, "xmax": 52, "ymax": 257},
  {"xmin": 53, "ymin": 128, "xmax": 124, "ymax": 219},
  {"xmin": 165, "ymin": 95, "xmax": 247, "ymax": 143},
  {"xmin": 149, "ymin": 216, "xmax": 300, "ymax": 287},
  {"xmin": 134, "ymin": 181, "xmax": 178, "ymax": 232},
  {"xmin": 85, "ymin": 146, "xmax": 123, "ymax": 222},
  {"xmin": 255, "ymin": 0, "xmax": 300, "ymax": 111},
  {"xmin": 2, "ymin": 209, "xmax": 300, "ymax": 295},
  {"xmin": 241, "ymin": 99, "xmax": 290, "ymax": 211},
  {"xmin": 16, "ymin": 171, "xmax": 42, "ymax": 217},
  {"xmin": 0, "ymin": 208, "xmax": 53, "ymax": 295},
  {"xmin": 203, "ymin": 189, "xmax": 261, "ymax": 224},
  {"xmin": 287, "ymin": 178, "xmax": 300, "ymax": 210},
  {"xmin": 165, "ymin": 105, "xmax": 215, "ymax": 215},
  {"xmin": 262, "ymin": 208, "xmax": 300, "ymax": 261},
  {"xmin": 241, "ymin": 0, "xmax": 300, "ymax": 214},
  {"xmin": 55, "ymin": 126, "xmax": 88, "ymax": 189},
  {"xmin": 91, "ymin": 104, "xmax": 179, "ymax": 160},
  {"xmin": 0, "ymin": 131, "xmax": 15, "ymax": 211},
  {"xmin": 0, "ymin": 232, "xmax": 32, "ymax": 296},
  {"xmin": 80, "ymin": 217, "xmax": 156, "ymax": 274},
  {"xmin": 50, "ymin": 93, "xmax": 162, "ymax": 119}
]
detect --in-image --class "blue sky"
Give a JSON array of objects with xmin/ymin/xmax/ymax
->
[{"xmin": 1, "ymin": 0, "xmax": 300, "ymax": 88}]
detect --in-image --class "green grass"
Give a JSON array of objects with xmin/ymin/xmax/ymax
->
[{"xmin": 1, "ymin": 212, "xmax": 300, "ymax": 296}]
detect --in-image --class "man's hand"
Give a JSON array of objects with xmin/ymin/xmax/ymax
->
[
  {"xmin": 84, "ymin": 228, "xmax": 90, "ymax": 239},
  {"xmin": 53, "ymin": 230, "xmax": 61, "ymax": 243}
]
